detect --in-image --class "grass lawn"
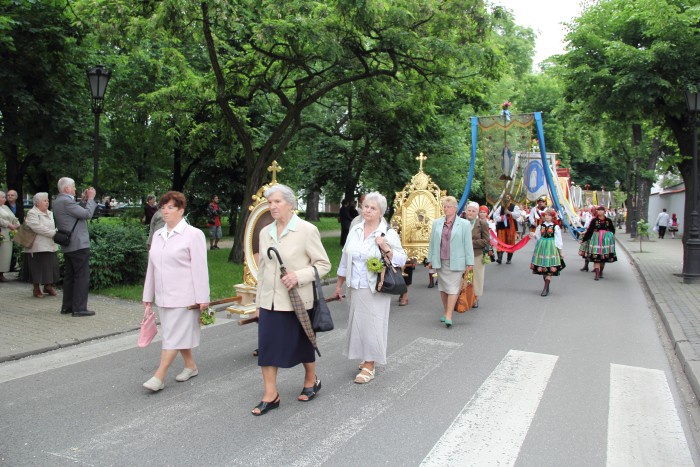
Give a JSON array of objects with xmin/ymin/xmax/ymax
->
[{"xmin": 99, "ymin": 235, "xmax": 342, "ymax": 302}]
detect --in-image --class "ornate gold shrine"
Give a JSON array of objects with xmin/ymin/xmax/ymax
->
[
  {"xmin": 390, "ymin": 153, "xmax": 445, "ymax": 263},
  {"xmin": 226, "ymin": 161, "xmax": 282, "ymax": 318}
]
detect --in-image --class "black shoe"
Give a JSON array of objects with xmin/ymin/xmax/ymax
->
[
  {"xmin": 506, "ymin": 260, "xmax": 511, "ymax": 264},
  {"xmin": 299, "ymin": 378, "xmax": 321, "ymax": 402},
  {"xmin": 472, "ymin": 300, "xmax": 479, "ymax": 309},
  {"xmin": 72, "ymin": 310, "xmax": 96, "ymax": 317},
  {"xmin": 496, "ymin": 259, "xmax": 502, "ymax": 264},
  {"xmin": 60, "ymin": 309, "xmax": 73, "ymax": 315},
  {"xmin": 252, "ymin": 393, "xmax": 280, "ymax": 416}
]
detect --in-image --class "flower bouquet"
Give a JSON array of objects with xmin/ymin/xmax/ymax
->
[
  {"xmin": 200, "ymin": 307, "xmax": 216, "ymax": 326},
  {"xmin": 366, "ymin": 256, "xmax": 384, "ymax": 274}
]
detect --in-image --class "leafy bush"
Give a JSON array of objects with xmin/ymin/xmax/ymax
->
[{"xmin": 88, "ymin": 222, "xmax": 149, "ymax": 289}]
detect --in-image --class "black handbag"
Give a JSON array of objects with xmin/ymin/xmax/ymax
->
[
  {"xmin": 54, "ymin": 219, "xmax": 79, "ymax": 247},
  {"xmin": 309, "ymin": 266, "xmax": 334, "ymax": 332},
  {"xmin": 376, "ymin": 248, "xmax": 408, "ymax": 295}
]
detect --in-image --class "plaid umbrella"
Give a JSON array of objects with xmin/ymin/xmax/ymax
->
[{"xmin": 267, "ymin": 247, "xmax": 320, "ymax": 357}]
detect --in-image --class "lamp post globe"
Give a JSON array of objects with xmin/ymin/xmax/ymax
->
[
  {"xmin": 86, "ymin": 65, "xmax": 111, "ymax": 193},
  {"xmin": 683, "ymin": 88, "xmax": 700, "ymax": 283}
]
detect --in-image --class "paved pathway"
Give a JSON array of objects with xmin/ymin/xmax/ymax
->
[{"xmin": 2, "ymin": 228, "xmax": 700, "ymax": 404}]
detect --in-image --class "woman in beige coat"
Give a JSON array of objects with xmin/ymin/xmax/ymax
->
[
  {"xmin": 0, "ymin": 190, "xmax": 21, "ymax": 282},
  {"xmin": 252, "ymin": 184, "xmax": 331, "ymax": 415},
  {"xmin": 23, "ymin": 193, "xmax": 60, "ymax": 298}
]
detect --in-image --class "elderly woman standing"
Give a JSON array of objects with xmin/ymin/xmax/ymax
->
[
  {"xmin": 0, "ymin": 191, "xmax": 21, "ymax": 282},
  {"xmin": 253, "ymin": 184, "xmax": 331, "ymax": 415},
  {"xmin": 142, "ymin": 191, "xmax": 210, "ymax": 392},
  {"xmin": 335, "ymin": 192, "xmax": 406, "ymax": 384},
  {"xmin": 23, "ymin": 193, "xmax": 60, "ymax": 298},
  {"xmin": 427, "ymin": 196, "xmax": 474, "ymax": 327},
  {"xmin": 464, "ymin": 202, "xmax": 490, "ymax": 309}
]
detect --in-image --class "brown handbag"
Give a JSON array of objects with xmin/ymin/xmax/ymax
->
[
  {"xmin": 455, "ymin": 271, "xmax": 476, "ymax": 313},
  {"xmin": 12, "ymin": 223, "xmax": 36, "ymax": 249}
]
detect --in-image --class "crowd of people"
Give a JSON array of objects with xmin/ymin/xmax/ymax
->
[{"xmin": 3, "ymin": 177, "xmax": 678, "ymax": 417}]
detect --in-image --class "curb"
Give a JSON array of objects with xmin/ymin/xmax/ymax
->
[
  {"xmin": 0, "ymin": 327, "xmax": 141, "ymax": 364},
  {"xmin": 617, "ymin": 238, "xmax": 700, "ymax": 402}
]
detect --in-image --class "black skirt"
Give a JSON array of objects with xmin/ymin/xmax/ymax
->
[
  {"xmin": 23, "ymin": 252, "xmax": 60, "ymax": 284},
  {"xmin": 257, "ymin": 307, "xmax": 315, "ymax": 368}
]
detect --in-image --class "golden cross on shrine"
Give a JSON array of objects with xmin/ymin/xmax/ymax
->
[
  {"xmin": 267, "ymin": 161, "xmax": 283, "ymax": 183},
  {"xmin": 416, "ymin": 152, "xmax": 427, "ymax": 171}
]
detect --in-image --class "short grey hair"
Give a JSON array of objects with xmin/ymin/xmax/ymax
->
[
  {"xmin": 33, "ymin": 192, "xmax": 49, "ymax": 205},
  {"xmin": 0, "ymin": 191, "xmax": 5, "ymax": 199},
  {"xmin": 467, "ymin": 201, "xmax": 479, "ymax": 210},
  {"xmin": 363, "ymin": 192, "xmax": 387, "ymax": 215},
  {"xmin": 57, "ymin": 177, "xmax": 75, "ymax": 193},
  {"xmin": 264, "ymin": 184, "xmax": 297, "ymax": 209}
]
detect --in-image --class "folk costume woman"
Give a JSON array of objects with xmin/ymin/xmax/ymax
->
[
  {"xmin": 529, "ymin": 209, "xmax": 563, "ymax": 296},
  {"xmin": 493, "ymin": 193, "xmax": 520, "ymax": 264},
  {"xmin": 581, "ymin": 205, "xmax": 617, "ymax": 281},
  {"xmin": 578, "ymin": 206, "xmax": 596, "ymax": 272}
]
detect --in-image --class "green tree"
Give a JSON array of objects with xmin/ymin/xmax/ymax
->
[
  {"xmin": 199, "ymin": 0, "xmax": 500, "ymax": 262},
  {"xmin": 0, "ymin": 0, "xmax": 94, "ymax": 217},
  {"xmin": 558, "ymin": 0, "xmax": 700, "ymax": 246}
]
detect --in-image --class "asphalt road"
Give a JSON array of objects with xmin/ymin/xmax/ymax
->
[{"xmin": 1, "ymin": 235, "xmax": 698, "ymax": 466}]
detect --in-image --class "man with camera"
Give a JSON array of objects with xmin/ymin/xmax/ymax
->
[{"xmin": 53, "ymin": 177, "xmax": 97, "ymax": 317}]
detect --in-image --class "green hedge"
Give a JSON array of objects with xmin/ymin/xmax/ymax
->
[{"xmin": 88, "ymin": 222, "xmax": 149, "ymax": 290}]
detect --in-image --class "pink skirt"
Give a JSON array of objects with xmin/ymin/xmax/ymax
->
[{"xmin": 157, "ymin": 306, "xmax": 201, "ymax": 350}]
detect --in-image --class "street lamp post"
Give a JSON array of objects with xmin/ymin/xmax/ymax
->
[
  {"xmin": 86, "ymin": 65, "xmax": 111, "ymax": 193},
  {"xmin": 630, "ymin": 124, "xmax": 642, "ymax": 239},
  {"xmin": 683, "ymin": 89, "xmax": 700, "ymax": 283}
]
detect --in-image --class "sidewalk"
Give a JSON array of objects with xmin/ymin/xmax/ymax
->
[
  {"xmin": 617, "ymin": 232, "xmax": 700, "ymax": 402},
  {"xmin": 0, "ymin": 273, "xmax": 144, "ymax": 363}
]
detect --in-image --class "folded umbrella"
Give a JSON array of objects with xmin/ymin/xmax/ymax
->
[{"xmin": 267, "ymin": 247, "xmax": 321, "ymax": 357}]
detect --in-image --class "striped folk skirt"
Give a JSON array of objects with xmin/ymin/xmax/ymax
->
[
  {"xmin": 586, "ymin": 230, "xmax": 617, "ymax": 263},
  {"xmin": 530, "ymin": 237, "xmax": 563, "ymax": 276}
]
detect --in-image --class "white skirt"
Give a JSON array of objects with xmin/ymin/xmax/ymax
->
[
  {"xmin": 158, "ymin": 306, "xmax": 201, "ymax": 350},
  {"xmin": 345, "ymin": 288, "xmax": 391, "ymax": 365},
  {"xmin": 437, "ymin": 260, "xmax": 463, "ymax": 295}
]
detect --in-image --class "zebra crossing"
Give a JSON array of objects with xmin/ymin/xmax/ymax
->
[{"xmin": 420, "ymin": 349, "xmax": 693, "ymax": 467}]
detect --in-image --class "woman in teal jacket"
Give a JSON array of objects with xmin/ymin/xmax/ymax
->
[{"xmin": 427, "ymin": 196, "xmax": 475, "ymax": 327}]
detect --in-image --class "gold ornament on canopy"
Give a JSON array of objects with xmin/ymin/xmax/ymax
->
[{"xmin": 390, "ymin": 152, "xmax": 445, "ymax": 263}]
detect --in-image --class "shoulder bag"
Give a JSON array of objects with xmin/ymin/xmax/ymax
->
[
  {"xmin": 138, "ymin": 307, "xmax": 158, "ymax": 348},
  {"xmin": 376, "ymin": 237, "xmax": 407, "ymax": 295},
  {"xmin": 54, "ymin": 219, "xmax": 79, "ymax": 247},
  {"xmin": 13, "ymin": 223, "xmax": 36, "ymax": 249},
  {"xmin": 309, "ymin": 266, "xmax": 334, "ymax": 332}
]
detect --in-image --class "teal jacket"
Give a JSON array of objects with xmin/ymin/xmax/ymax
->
[{"xmin": 427, "ymin": 217, "xmax": 475, "ymax": 271}]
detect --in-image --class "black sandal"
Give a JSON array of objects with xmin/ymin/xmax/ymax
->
[
  {"xmin": 298, "ymin": 378, "xmax": 321, "ymax": 402},
  {"xmin": 252, "ymin": 348, "xmax": 259, "ymax": 357},
  {"xmin": 251, "ymin": 393, "xmax": 280, "ymax": 416}
]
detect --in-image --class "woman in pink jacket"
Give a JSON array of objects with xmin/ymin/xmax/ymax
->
[{"xmin": 142, "ymin": 191, "xmax": 210, "ymax": 392}]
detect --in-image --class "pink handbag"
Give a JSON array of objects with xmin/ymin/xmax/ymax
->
[{"xmin": 138, "ymin": 308, "xmax": 157, "ymax": 348}]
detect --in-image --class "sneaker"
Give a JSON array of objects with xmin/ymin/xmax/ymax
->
[
  {"xmin": 143, "ymin": 376, "xmax": 164, "ymax": 392},
  {"xmin": 175, "ymin": 368, "xmax": 199, "ymax": 382}
]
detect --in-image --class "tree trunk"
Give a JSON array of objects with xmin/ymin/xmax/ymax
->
[{"xmin": 306, "ymin": 191, "xmax": 320, "ymax": 221}]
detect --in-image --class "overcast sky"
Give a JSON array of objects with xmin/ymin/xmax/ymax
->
[{"xmin": 491, "ymin": 0, "xmax": 585, "ymax": 68}]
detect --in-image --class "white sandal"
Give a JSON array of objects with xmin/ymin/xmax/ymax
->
[{"xmin": 354, "ymin": 367, "xmax": 375, "ymax": 384}]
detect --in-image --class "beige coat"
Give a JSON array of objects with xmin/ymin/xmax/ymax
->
[
  {"xmin": 23, "ymin": 206, "xmax": 58, "ymax": 254},
  {"xmin": 255, "ymin": 215, "xmax": 331, "ymax": 311},
  {"xmin": 0, "ymin": 204, "xmax": 19, "ymax": 232}
]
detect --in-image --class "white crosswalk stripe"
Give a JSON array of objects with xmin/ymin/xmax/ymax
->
[
  {"xmin": 421, "ymin": 349, "xmax": 559, "ymax": 467},
  {"xmin": 607, "ymin": 363, "xmax": 693, "ymax": 466}
]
